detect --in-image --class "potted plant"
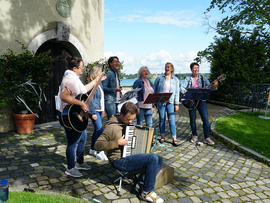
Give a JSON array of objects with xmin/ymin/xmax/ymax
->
[{"xmin": 0, "ymin": 42, "xmax": 55, "ymax": 134}]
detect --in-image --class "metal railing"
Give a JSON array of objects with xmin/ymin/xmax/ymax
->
[{"xmin": 230, "ymin": 83, "xmax": 270, "ymax": 112}]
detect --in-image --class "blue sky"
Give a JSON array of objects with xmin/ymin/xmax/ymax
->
[{"xmin": 104, "ymin": 0, "xmax": 222, "ymax": 74}]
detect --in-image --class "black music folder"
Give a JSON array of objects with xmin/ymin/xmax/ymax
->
[{"xmin": 182, "ymin": 88, "xmax": 211, "ymax": 100}]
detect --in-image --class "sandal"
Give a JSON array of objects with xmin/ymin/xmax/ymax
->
[
  {"xmin": 152, "ymin": 136, "xmax": 156, "ymax": 144},
  {"xmin": 159, "ymin": 136, "xmax": 165, "ymax": 143},
  {"xmin": 140, "ymin": 191, "xmax": 164, "ymax": 203},
  {"xmin": 172, "ymin": 140, "xmax": 180, "ymax": 147},
  {"xmin": 135, "ymin": 181, "xmax": 144, "ymax": 192}
]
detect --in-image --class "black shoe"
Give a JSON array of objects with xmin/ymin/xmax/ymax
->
[{"xmin": 172, "ymin": 141, "xmax": 180, "ymax": 146}]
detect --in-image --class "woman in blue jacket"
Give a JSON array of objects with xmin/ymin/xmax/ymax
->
[
  {"xmin": 88, "ymin": 65, "xmax": 108, "ymax": 161},
  {"xmin": 133, "ymin": 66, "xmax": 154, "ymax": 128},
  {"xmin": 180, "ymin": 62, "xmax": 218, "ymax": 146},
  {"xmin": 154, "ymin": 62, "xmax": 180, "ymax": 146}
]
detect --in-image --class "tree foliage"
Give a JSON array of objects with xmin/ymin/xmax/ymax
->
[
  {"xmin": 196, "ymin": 30, "xmax": 270, "ymax": 102},
  {"xmin": 198, "ymin": 0, "xmax": 270, "ymax": 103},
  {"xmin": 206, "ymin": 0, "xmax": 270, "ymax": 39}
]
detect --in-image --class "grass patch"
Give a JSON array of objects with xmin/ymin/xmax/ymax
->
[
  {"xmin": 215, "ymin": 111, "xmax": 270, "ymax": 158},
  {"xmin": 6, "ymin": 191, "xmax": 86, "ymax": 203}
]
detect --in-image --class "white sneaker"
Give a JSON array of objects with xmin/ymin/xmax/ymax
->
[
  {"xmin": 141, "ymin": 191, "xmax": 164, "ymax": 203},
  {"xmin": 100, "ymin": 151, "xmax": 108, "ymax": 160},
  {"xmin": 96, "ymin": 151, "xmax": 108, "ymax": 161},
  {"xmin": 89, "ymin": 149, "xmax": 97, "ymax": 156}
]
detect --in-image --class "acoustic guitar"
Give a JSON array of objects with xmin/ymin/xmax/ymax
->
[
  {"xmin": 61, "ymin": 72, "xmax": 105, "ymax": 132},
  {"xmin": 182, "ymin": 74, "xmax": 226, "ymax": 110}
]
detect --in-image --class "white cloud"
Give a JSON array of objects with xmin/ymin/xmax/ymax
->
[
  {"xmin": 106, "ymin": 10, "xmax": 202, "ymax": 27},
  {"xmin": 104, "ymin": 50, "xmax": 210, "ymax": 75}
]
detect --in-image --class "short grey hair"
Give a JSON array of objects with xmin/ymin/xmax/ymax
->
[{"xmin": 137, "ymin": 66, "xmax": 150, "ymax": 78}]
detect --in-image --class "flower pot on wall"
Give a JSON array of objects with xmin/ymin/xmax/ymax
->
[{"xmin": 12, "ymin": 113, "xmax": 37, "ymax": 134}]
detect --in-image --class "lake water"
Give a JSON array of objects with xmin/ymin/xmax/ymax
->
[{"xmin": 121, "ymin": 78, "xmax": 184, "ymax": 86}]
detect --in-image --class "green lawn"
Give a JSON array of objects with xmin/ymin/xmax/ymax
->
[
  {"xmin": 5, "ymin": 191, "xmax": 87, "ymax": 203},
  {"xmin": 214, "ymin": 111, "xmax": 270, "ymax": 159}
]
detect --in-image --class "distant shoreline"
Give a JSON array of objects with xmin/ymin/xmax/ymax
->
[{"xmin": 121, "ymin": 78, "xmax": 184, "ymax": 86}]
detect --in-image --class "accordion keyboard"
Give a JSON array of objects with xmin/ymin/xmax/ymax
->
[{"xmin": 122, "ymin": 125, "xmax": 153, "ymax": 158}]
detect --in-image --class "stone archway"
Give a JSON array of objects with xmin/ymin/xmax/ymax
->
[
  {"xmin": 27, "ymin": 29, "xmax": 89, "ymax": 65},
  {"xmin": 27, "ymin": 29, "xmax": 89, "ymax": 124}
]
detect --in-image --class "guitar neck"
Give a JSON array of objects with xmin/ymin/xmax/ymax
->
[
  {"xmin": 206, "ymin": 81, "xmax": 215, "ymax": 89},
  {"xmin": 85, "ymin": 72, "xmax": 105, "ymax": 106}
]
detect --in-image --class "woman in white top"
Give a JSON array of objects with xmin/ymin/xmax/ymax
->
[{"xmin": 58, "ymin": 56, "xmax": 103, "ymax": 177}]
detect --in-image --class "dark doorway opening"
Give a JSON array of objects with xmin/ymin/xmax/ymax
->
[{"xmin": 35, "ymin": 40, "xmax": 80, "ymax": 124}]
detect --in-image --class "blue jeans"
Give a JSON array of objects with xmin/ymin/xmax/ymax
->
[
  {"xmin": 137, "ymin": 108, "xmax": 153, "ymax": 127},
  {"xmin": 90, "ymin": 111, "xmax": 103, "ymax": 150},
  {"xmin": 188, "ymin": 101, "xmax": 209, "ymax": 139},
  {"xmin": 58, "ymin": 112, "xmax": 87, "ymax": 169},
  {"xmin": 111, "ymin": 153, "xmax": 163, "ymax": 193},
  {"xmin": 158, "ymin": 102, "xmax": 176, "ymax": 138},
  {"xmin": 105, "ymin": 100, "xmax": 118, "ymax": 120}
]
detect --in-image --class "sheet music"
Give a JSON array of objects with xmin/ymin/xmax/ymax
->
[
  {"xmin": 120, "ymin": 88, "xmax": 141, "ymax": 102},
  {"xmin": 117, "ymin": 97, "xmax": 138, "ymax": 112}
]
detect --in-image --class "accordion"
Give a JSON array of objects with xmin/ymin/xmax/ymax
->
[{"xmin": 122, "ymin": 125, "xmax": 154, "ymax": 158}]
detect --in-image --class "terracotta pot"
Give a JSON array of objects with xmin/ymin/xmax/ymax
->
[{"xmin": 12, "ymin": 113, "xmax": 37, "ymax": 134}]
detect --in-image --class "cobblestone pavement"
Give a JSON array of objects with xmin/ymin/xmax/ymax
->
[{"xmin": 1, "ymin": 104, "xmax": 270, "ymax": 203}]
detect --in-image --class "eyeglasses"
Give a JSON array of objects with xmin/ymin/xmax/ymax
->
[{"xmin": 77, "ymin": 66, "xmax": 85, "ymax": 69}]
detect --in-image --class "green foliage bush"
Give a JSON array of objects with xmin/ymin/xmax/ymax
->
[{"xmin": 0, "ymin": 42, "xmax": 55, "ymax": 114}]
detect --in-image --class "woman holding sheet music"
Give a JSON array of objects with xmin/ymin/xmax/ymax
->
[
  {"xmin": 153, "ymin": 62, "xmax": 180, "ymax": 147},
  {"xmin": 133, "ymin": 66, "xmax": 154, "ymax": 129}
]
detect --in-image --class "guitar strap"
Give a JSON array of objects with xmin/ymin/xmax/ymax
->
[{"xmin": 201, "ymin": 75, "xmax": 204, "ymax": 88}]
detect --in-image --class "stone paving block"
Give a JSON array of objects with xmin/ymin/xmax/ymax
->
[
  {"xmin": 177, "ymin": 191, "xmax": 186, "ymax": 198},
  {"xmin": 203, "ymin": 188, "xmax": 215, "ymax": 194},
  {"xmin": 105, "ymin": 192, "xmax": 119, "ymax": 200},
  {"xmin": 168, "ymin": 200, "xmax": 180, "ymax": 203},
  {"xmin": 256, "ymin": 192, "xmax": 268, "ymax": 199},
  {"xmin": 38, "ymin": 180, "xmax": 50, "ymax": 186},
  {"xmin": 214, "ymin": 187, "xmax": 224, "ymax": 192},
  {"xmin": 199, "ymin": 194, "xmax": 212, "ymax": 202},
  {"xmin": 49, "ymin": 178, "xmax": 59, "ymax": 184},
  {"xmin": 243, "ymin": 188, "xmax": 256, "ymax": 194},
  {"xmin": 227, "ymin": 190, "xmax": 239, "ymax": 197},
  {"xmin": 177, "ymin": 198, "xmax": 193, "ymax": 203},
  {"xmin": 217, "ymin": 191, "xmax": 230, "ymax": 198},
  {"xmin": 190, "ymin": 196, "xmax": 202, "ymax": 203},
  {"xmin": 230, "ymin": 197, "xmax": 242, "ymax": 203},
  {"xmin": 247, "ymin": 194, "xmax": 260, "ymax": 200},
  {"xmin": 1, "ymin": 105, "xmax": 270, "ymax": 202},
  {"xmin": 259, "ymin": 185, "xmax": 270, "ymax": 191}
]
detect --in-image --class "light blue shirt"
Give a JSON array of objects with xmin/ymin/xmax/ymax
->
[{"xmin": 153, "ymin": 74, "xmax": 180, "ymax": 105}]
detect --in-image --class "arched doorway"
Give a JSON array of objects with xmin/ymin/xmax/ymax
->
[{"xmin": 35, "ymin": 40, "xmax": 81, "ymax": 124}]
